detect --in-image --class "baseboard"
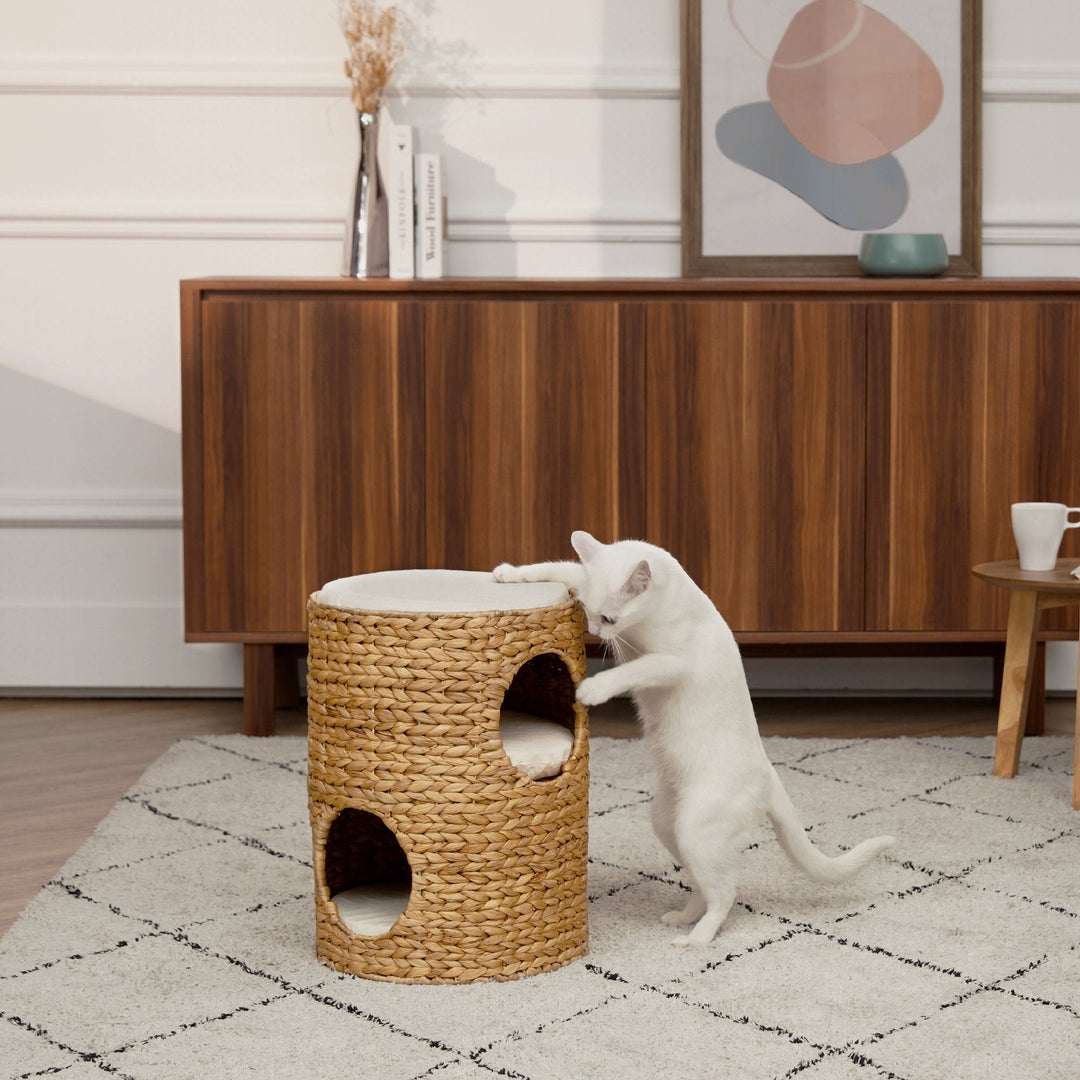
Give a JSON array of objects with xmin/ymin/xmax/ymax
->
[{"xmin": 0, "ymin": 602, "xmax": 241, "ymax": 690}]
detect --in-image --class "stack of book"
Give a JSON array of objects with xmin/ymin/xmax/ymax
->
[{"xmin": 379, "ymin": 121, "xmax": 446, "ymax": 279}]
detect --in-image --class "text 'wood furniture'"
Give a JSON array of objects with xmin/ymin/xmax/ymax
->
[
  {"xmin": 181, "ymin": 278, "xmax": 1080, "ymax": 735},
  {"xmin": 973, "ymin": 560, "xmax": 1080, "ymax": 808}
]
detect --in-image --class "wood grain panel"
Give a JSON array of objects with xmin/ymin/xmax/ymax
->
[
  {"xmin": 520, "ymin": 302, "xmax": 646, "ymax": 557},
  {"xmin": 300, "ymin": 297, "xmax": 425, "ymax": 584},
  {"xmin": 424, "ymin": 300, "xmax": 645, "ymax": 570},
  {"xmin": 645, "ymin": 301, "xmax": 866, "ymax": 632},
  {"xmin": 870, "ymin": 300, "xmax": 1080, "ymax": 632},
  {"xmin": 189, "ymin": 296, "xmax": 423, "ymax": 636},
  {"xmin": 423, "ymin": 300, "xmax": 524, "ymax": 570},
  {"xmin": 196, "ymin": 298, "xmax": 304, "ymax": 634}
]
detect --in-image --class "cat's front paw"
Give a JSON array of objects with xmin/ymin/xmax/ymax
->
[
  {"xmin": 575, "ymin": 676, "xmax": 609, "ymax": 707},
  {"xmin": 493, "ymin": 563, "xmax": 522, "ymax": 583}
]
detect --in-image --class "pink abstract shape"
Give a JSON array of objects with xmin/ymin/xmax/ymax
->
[{"xmin": 765, "ymin": 0, "xmax": 943, "ymax": 165}]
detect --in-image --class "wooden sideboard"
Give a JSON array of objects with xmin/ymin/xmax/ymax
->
[{"xmin": 181, "ymin": 277, "xmax": 1080, "ymax": 733}]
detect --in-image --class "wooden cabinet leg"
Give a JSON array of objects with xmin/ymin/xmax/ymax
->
[
  {"xmin": 243, "ymin": 644, "xmax": 277, "ymax": 737},
  {"xmin": 994, "ymin": 590, "xmax": 1040, "ymax": 779}
]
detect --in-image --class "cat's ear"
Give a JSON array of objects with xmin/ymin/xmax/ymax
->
[
  {"xmin": 623, "ymin": 560, "xmax": 651, "ymax": 599},
  {"xmin": 571, "ymin": 530, "xmax": 603, "ymax": 563}
]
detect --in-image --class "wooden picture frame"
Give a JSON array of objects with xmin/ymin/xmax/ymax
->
[{"xmin": 681, "ymin": 0, "xmax": 981, "ymax": 277}]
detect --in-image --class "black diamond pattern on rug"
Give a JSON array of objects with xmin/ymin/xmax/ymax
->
[{"xmin": 1, "ymin": 733, "xmax": 1077, "ymax": 1080}]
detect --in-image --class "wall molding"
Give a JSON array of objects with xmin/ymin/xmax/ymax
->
[
  {"xmin": 983, "ymin": 65, "xmax": 1080, "ymax": 103},
  {"xmin": 0, "ymin": 56, "xmax": 679, "ymax": 99},
  {"xmin": 3, "ymin": 56, "xmax": 1080, "ymax": 102},
  {"xmin": 3, "ymin": 198, "xmax": 1080, "ymax": 248},
  {"xmin": 0, "ymin": 202, "xmax": 342, "ymax": 241},
  {"xmin": 0, "ymin": 488, "xmax": 182, "ymax": 528},
  {"xmin": 0, "ymin": 200, "xmax": 683, "ymax": 243},
  {"xmin": 983, "ymin": 222, "xmax": 1080, "ymax": 247}
]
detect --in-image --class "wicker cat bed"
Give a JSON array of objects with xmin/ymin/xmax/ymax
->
[{"xmin": 307, "ymin": 570, "xmax": 590, "ymax": 984}]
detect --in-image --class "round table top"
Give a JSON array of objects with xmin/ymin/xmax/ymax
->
[
  {"xmin": 316, "ymin": 569, "xmax": 572, "ymax": 613},
  {"xmin": 972, "ymin": 558, "xmax": 1080, "ymax": 592}
]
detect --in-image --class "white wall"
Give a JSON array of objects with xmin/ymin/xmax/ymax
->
[{"xmin": 1, "ymin": 0, "xmax": 1078, "ymax": 693}]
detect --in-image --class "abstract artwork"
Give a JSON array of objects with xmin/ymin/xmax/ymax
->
[{"xmin": 681, "ymin": 0, "xmax": 981, "ymax": 276}]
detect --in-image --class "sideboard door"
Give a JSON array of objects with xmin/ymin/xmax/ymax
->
[
  {"xmin": 868, "ymin": 299, "xmax": 1080, "ymax": 634},
  {"xmin": 644, "ymin": 300, "xmax": 867, "ymax": 633},
  {"xmin": 185, "ymin": 295, "xmax": 424, "ymax": 638},
  {"xmin": 423, "ymin": 299, "xmax": 646, "ymax": 570}
]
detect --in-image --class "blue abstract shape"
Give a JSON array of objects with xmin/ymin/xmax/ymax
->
[{"xmin": 715, "ymin": 102, "xmax": 908, "ymax": 231}]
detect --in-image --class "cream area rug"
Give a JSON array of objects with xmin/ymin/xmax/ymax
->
[{"xmin": 2, "ymin": 732, "xmax": 1078, "ymax": 1079}]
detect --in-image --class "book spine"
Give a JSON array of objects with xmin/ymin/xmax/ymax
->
[
  {"xmin": 385, "ymin": 125, "xmax": 415, "ymax": 279},
  {"xmin": 415, "ymin": 153, "xmax": 444, "ymax": 279}
]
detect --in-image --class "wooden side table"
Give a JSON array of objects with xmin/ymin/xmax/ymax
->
[{"xmin": 972, "ymin": 559, "xmax": 1080, "ymax": 809}]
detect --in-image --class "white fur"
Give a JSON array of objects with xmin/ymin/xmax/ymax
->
[{"xmin": 494, "ymin": 531, "xmax": 896, "ymax": 946}]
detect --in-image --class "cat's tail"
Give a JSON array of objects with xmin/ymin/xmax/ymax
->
[{"xmin": 765, "ymin": 769, "xmax": 895, "ymax": 883}]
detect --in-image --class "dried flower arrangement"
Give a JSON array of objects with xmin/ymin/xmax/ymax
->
[{"xmin": 339, "ymin": 0, "xmax": 406, "ymax": 114}]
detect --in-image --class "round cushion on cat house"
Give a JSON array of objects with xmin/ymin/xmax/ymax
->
[{"xmin": 307, "ymin": 570, "xmax": 590, "ymax": 984}]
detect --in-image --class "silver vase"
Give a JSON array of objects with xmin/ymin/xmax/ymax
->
[{"xmin": 342, "ymin": 111, "xmax": 389, "ymax": 277}]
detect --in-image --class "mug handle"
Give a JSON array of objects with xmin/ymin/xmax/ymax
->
[{"xmin": 1067, "ymin": 507, "xmax": 1080, "ymax": 529}]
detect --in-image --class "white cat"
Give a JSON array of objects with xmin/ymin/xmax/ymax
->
[{"xmin": 494, "ymin": 531, "xmax": 895, "ymax": 946}]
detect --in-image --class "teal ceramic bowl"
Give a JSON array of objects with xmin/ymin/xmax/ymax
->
[{"xmin": 858, "ymin": 233, "xmax": 948, "ymax": 277}]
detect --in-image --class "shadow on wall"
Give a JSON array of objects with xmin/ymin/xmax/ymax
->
[
  {"xmin": 0, "ymin": 365, "xmax": 181, "ymax": 493},
  {"xmin": 443, "ymin": 147, "xmax": 517, "ymax": 277},
  {"xmin": 391, "ymin": 0, "xmax": 518, "ymax": 276},
  {"xmin": 0, "ymin": 364, "xmax": 243, "ymax": 692}
]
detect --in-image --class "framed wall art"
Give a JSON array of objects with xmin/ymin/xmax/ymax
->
[{"xmin": 681, "ymin": 0, "xmax": 981, "ymax": 276}]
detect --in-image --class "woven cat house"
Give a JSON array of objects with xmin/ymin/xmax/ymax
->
[{"xmin": 307, "ymin": 570, "xmax": 590, "ymax": 984}]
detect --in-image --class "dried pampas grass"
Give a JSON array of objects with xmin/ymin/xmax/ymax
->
[{"xmin": 339, "ymin": 0, "xmax": 405, "ymax": 114}]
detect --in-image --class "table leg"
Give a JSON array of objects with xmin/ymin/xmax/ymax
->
[
  {"xmin": 1024, "ymin": 642, "xmax": 1046, "ymax": 736},
  {"xmin": 1074, "ymin": 629, "xmax": 1080, "ymax": 810},
  {"xmin": 994, "ymin": 589, "xmax": 1040, "ymax": 780},
  {"xmin": 243, "ymin": 643, "xmax": 277, "ymax": 737}
]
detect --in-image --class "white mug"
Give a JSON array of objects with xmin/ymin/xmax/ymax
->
[{"xmin": 1011, "ymin": 502, "xmax": 1080, "ymax": 571}]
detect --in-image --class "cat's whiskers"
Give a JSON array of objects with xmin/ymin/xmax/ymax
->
[
  {"xmin": 603, "ymin": 629, "xmax": 635, "ymax": 667},
  {"xmin": 604, "ymin": 630, "xmax": 630, "ymax": 660}
]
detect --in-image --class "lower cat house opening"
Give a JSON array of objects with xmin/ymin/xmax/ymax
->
[
  {"xmin": 328, "ymin": 653, "xmax": 580, "ymax": 938},
  {"xmin": 326, "ymin": 808, "xmax": 413, "ymax": 937}
]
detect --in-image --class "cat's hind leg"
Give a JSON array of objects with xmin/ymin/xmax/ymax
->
[
  {"xmin": 668, "ymin": 800, "xmax": 749, "ymax": 946},
  {"xmin": 670, "ymin": 868, "xmax": 737, "ymax": 947},
  {"xmin": 661, "ymin": 892, "xmax": 706, "ymax": 927},
  {"xmin": 651, "ymin": 780, "xmax": 705, "ymax": 927}
]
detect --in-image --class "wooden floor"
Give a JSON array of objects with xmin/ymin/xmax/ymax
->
[{"xmin": 1, "ymin": 694, "xmax": 1073, "ymax": 936}]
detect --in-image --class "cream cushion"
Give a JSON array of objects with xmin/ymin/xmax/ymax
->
[
  {"xmin": 317, "ymin": 568, "xmax": 570, "ymax": 613},
  {"xmin": 499, "ymin": 710, "xmax": 575, "ymax": 780}
]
